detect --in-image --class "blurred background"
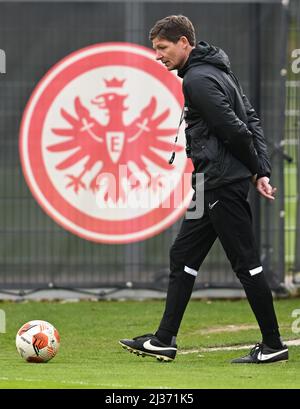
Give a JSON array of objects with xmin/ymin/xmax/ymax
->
[{"xmin": 0, "ymin": 0, "xmax": 299, "ymax": 299}]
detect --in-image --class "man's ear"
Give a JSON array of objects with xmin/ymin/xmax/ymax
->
[{"xmin": 179, "ymin": 36, "xmax": 190, "ymax": 48}]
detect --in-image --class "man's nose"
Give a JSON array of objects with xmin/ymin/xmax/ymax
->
[{"xmin": 155, "ymin": 51, "xmax": 162, "ymax": 60}]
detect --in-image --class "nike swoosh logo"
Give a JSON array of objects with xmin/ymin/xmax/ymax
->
[
  {"xmin": 143, "ymin": 340, "xmax": 177, "ymax": 352},
  {"xmin": 209, "ymin": 200, "xmax": 219, "ymax": 210},
  {"xmin": 257, "ymin": 349, "xmax": 288, "ymax": 361}
]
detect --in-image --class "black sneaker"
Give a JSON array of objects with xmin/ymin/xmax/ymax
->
[
  {"xmin": 119, "ymin": 333, "xmax": 177, "ymax": 362},
  {"xmin": 231, "ymin": 342, "xmax": 288, "ymax": 364}
]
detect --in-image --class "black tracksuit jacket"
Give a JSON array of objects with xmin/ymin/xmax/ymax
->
[{"xmin": 178, "ymin": 41, "xmax": 271, "ymax": 191}]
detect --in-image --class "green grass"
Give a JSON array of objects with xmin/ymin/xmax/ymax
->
[{"xmin": 0, "ymin": 299, "xmax": 300, "ymax": 389}]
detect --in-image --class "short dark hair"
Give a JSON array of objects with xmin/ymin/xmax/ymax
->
[{"xmin": 149, "ymin": 15, "xmax": 196, "ymax": 46}]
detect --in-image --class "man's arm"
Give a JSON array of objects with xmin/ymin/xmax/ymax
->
[
  {"xmin": 185, "ymin": 76, "xmax": 259, "ymax": 175},
  {"xmin": 241, "ymin": 92, "xmax": 271, "ymax": 179},
  {"xmin": 242, "ymin": 92, "xmax": 276, "ymax": 200}
]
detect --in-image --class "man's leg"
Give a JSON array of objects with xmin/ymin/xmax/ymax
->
[
  {"xmin": 156, "ymin": 212, "xmax": 217, "ymax": 344},
  {"xmin": 120, "ymin": 205, "xmax": 217, "ymax": 360},
  {"xmin": 208, "ymin": 179, "xmax": 282, "ymax": 349}
]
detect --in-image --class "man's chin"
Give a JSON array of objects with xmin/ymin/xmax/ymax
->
[{"xmin": 167, "ymin": 65, "xmax": 175, "ymax": 71}]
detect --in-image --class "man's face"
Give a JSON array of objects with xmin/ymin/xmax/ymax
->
[{"xmin": 152, "ymin": 37, "xmax": 190, "ymax": 71}]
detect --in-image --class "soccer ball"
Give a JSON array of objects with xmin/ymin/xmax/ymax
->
[{"xmin": 16, "ymin": 320, "xmax": 60, "ymax": 363}]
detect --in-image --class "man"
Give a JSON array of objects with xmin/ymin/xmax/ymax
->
[{"xmin": 119, "ymin": 15, "xmax": 288, "ymax": 364}]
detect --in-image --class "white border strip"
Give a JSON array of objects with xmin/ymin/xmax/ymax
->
[{"xmin": 179, "ymin": 339, "xmax": 300, "ymax": 355}]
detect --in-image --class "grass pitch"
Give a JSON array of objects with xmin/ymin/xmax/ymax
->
[{"xmin": 0, "ymin": 298, "xmax": 300, "ymax": 389}]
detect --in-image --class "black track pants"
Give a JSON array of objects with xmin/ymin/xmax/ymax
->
[{"xmin": 158, "ymin": 178, "xmax": 280, "ymax": 339}]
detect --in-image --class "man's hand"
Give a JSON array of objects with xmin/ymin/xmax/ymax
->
[{"xmin": 254, "ymin": 176, "xmax": 277, "ymax": 200}]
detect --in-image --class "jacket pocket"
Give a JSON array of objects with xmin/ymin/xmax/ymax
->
[
  {"xmin": 191, "ymin": 136, "xmax": 217, "ymax": 163},
  {"xmin": 191, "ymin": 142, "xmax": 220, "ymax": 178}
]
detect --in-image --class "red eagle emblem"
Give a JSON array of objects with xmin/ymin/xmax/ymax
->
[{"xmin": 47, "ymin": 78, "xmax": 182, "ymax": 202}]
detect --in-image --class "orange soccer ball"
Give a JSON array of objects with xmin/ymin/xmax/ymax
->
[{"xmin": 16, "ymin": 320, "xmax": 60, "ymax": 363}]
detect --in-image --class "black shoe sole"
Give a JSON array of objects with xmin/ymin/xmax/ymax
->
[
  {"xmin": 232, "ymin": 359, "xmax": 288, "ymax": 364},
  {"xmin": 119, "ymin": 341, "xmax": 175, "ymax": 362},
  {"xmin": 231, "ymin": 356, "xmax": 288, "ymax": 364}
]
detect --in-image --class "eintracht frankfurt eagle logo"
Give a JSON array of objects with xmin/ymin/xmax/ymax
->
[{"xmin": 20, "ymin": 43, "xmax": 193, "ymax": 243}]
